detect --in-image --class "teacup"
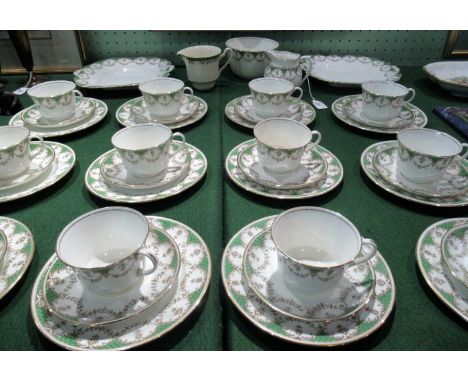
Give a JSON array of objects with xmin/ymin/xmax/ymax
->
[
  {"xmin": 139, "ymin": 78, "xmax": 193, "ymax": 118},
  {"xmin": 396, "ymin": 128, "xmax": 468, "ymax": 184},
  {"xmin": 361, "ymin": 81, "xmax": 415, "ymax": 122},
  {"xmin": 27, "ymin": 80, "xmax": 83, "ymax": 122},
  {"xmin": 271, "ymin": 207, "xmax": 378, "ymax": 294},
  {"xmin": 254, "ymin": 118, "xmax": 321, "ymax": 174},
  {"xmin": 0, "ymin": 126, "xmax": 45, "ymax": 180},
  {"xmin": 56, "ymin": 207, "xmax": 156, "ymax": 295},
  {"xmin": 111, "ymin": 124, "xmax": 187, "ymax": 179},
  {"xmin": 249, "ymin": 78, "xmax": 303, "ymax": 119}
]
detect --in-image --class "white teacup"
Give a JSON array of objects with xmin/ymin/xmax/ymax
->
[
  {"xmin": 271, "ymin": 207, "xmax": 378, "ymax": 294},
  {"xmin": 56, "ymin": 207, "xmax": 156, "ymax": 295},
  {"xmin": 397, "ymin": 128, "xmax": 468, "ymax": 184},
  {"xmin": 139, "ymin": 78, "xmax": 193, "ymax": 118},
  {"xmin": 27, "ymin": 80, "xmax": 83, "ymax": 122},
  {"xmin": 249, "ymin": 78, "xmax": 303, "ymax": 119},
  {"xmin": 362, "ymin": 81, "xmax": 415, "ymax": 122},
  {"xmin": 254, "ymin": 118, "xmax": 321, "ymax": 174},
  {"xmin": 111, "ymin": 124, "xmax": 187, "ymax": 179},
  {"xmin": 0, "ymin": 126, "xmax": 45, "ymax": 180}
]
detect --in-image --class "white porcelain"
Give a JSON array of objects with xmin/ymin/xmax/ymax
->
[
  {"xmin": 254, "ymin": 118, "xmax": 321, "ymax": 174},
  {"xmin": 111, "ymin": 124, "xmax": 186, "ymax": 179},
  {"xmin": 56, "ymin": 207, "xmax": 154, "ymax": 295},
  {"xmin": 0, "ymin": 126, "xmax": 45, "ymax": 180},
  {"xmin": 139, "ymin": 78, "xmax": 193, "ymax": 118},
  {"xmin": 27, "ymin": 80, "xmax": 83, "ymax": 121},
  {"xmin": 397, "ymin": 128, "xmax": 468, "ymax": 184},
  {"xmin": 131, "ymin": 96, "xmax": 199, "ymax": 124},
  {"xmin": 362, "ymin": 81, "xmax": 415, "ymax": 122},
  {"xmin": 271, "ymin": 207, "xmax": 377, "ymax": 294},
  {"xmin": 0, "ymin": 229, "xmax": 7, "ymax": 270},
  {"xmin": 424, "ymin": 61, "xmax": 468, "ymax": 97},
  {"xmin": 226, "ymin": 37, "xmax": 279, "ymax": 79},
  {"xmin": 249, "ymin": 78, "xmax": 303, "ymax": 118},
  {"xmin": 177, "ymin": 45, "xmax": 233, "ymax": 90},
  {"xmin": 264, "ymin": 50, "xmax": 312, "ymax": 86}
]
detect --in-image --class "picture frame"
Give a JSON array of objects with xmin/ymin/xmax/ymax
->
[{"xmin": 443, "ymin": 30, "xmax": 468, "ymax": 58}]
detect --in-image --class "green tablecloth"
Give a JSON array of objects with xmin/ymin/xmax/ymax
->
[{"xmin": 0, "ymin": 67, "xmax": 466, "ymax": 350}]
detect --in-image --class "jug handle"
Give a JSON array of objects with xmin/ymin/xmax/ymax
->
[
  {"xmin": 218, "ymin": 48, "xmax": 233, "ymax": 76},
  {"xmin": 299, "ymin": 55, "xmax": 313, "ymax": 86}
]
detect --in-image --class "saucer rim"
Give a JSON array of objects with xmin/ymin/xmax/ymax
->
[
  {"xmin": 131, "ymin": 96, "xmax": 199, "ymax": 124},
  {"xmin": 440, "ymin": 224, "xmax": 468, "ymax": 290}
]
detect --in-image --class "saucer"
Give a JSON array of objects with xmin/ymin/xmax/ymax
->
[
  {"xmin": 237, "ymin": 143, "xmax": 327, "ymax": 190},
  {"xmin": 373, "ymin": 144, "xmax": 468, "ymax": 198},
  {"xmin": 416, "ymin": 218, "xmax": 468, "ymax": 322},
  {"xmin": 21, "ymin": 98, "xmax": 96, "ymax": 128},
  {"xmin": 0, "ymin": 143, "xmax": 55, "ymax": 192},
  {"xmin": 131, "ymin": 95, "xmax": 199, "ymax": 124},
  {"xmin": 116, "ymin": 95, "xmax": 207, "ymax": 129},
  {"xmin": 31, "ymin": 215, "xmax": 211, "ymax": 350},
  {"xmin": 361, "ymin": 141, "xmax": 468, "ymax": 207},
  {"xmin": 100, "ymin": 143, "xmax": 191, "ymax": 192},
  {"xmin": 234, "ymin": 95, "xmax": 304, "ymax": 124},
  {"xmin": 343, "ymin": 97, "xmax": 415, "ymax": 129},
  {"xmin": 222, "ymin": 215, "xmax": 395, "ymax": 347},
  {"xmin": 43, "ymin": 225, "xmax": 181, "ymax": 326},
  {"xmin": 86, "ymin": 143, "xmax": 207, "ymax": 203},
  {"xmin": 225, "ymin": 96, "xmax": 316, "ymax": 129},
  {"xmin": 441, "ymin": 224, "xmax": 468, "ymax": 289},
  {"xmin": 0, "ymin": 142, "xmax": 75, "ymax": 204},
  {"xmin": 9, "ymin": 98, "xmax": 108, "ymax": 138},
  {"xmin": 226, "ymin": 139, "xmax": 343, "ymax": 200},
  {"xmin": 0, "ymin": 217, "xmax": 35, "ymax": 301},
  {"xmin": 243, "ymin": 229, "xmax": 375, "ymax": 322},
  {"xmin": 332, "ymin": 95, "xmax": 428, "ymax": 134}
]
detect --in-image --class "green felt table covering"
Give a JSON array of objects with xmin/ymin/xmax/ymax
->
[{"xmin": 0, "ymin": 67, "xmax": 467, "ymax": 350}]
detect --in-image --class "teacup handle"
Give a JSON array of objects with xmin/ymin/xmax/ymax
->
[
  {"xmin": 29, "ymin": 135, "xmax": 45, "ymax": 159},
  {"xmin": 73, "ymin": 89, "xmax": 83, "ymax": 103},
  {"xmin": 183, "ymin": 86, "xmax": 194, "ymax": 95},
  {"xmin": 305, "ymin": 130, "xmax": 321, "ymax": 150},
  {"xmin": 459, "ymin": 143, "xmax": 468, "ymax": 160},
  {"xmin": 349, "ymin": 238, "xmax": 378, "ymax": 266},
  {"xmin": 404, "ymin": 88, "xmax": 416, "ymax": 104},
  {"xmin": 299, "ymin": 56, "xmax": 312, "ymax": 86},
  {"xmin": 171, "ymin": 132, "xmax": 187, "ymax": 157},
  {"xmin": 218, "ymin": 47, "xmax": 233, "ymax": 76},
  {"xmin": 291, "ymin": 86, "xmax": 303, "ymax": 100},
  {"xmin": 137, "ymin": 252, "xmax": 158, "ymax": 276}
]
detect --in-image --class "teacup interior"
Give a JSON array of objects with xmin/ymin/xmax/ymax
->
[
  {"xmin": 272, "ymin": 208, "xmax": 361, "ymax": 267},
  {"xmin": 28, "ymin": 81, "xmax": 75, "ymax": 98},
  {"xmin": 57, "ymin": 208, "xmax": 148, "ymax": 268},
  {"xmin": 249, "ymin": 78, "xmax": 293, "ymax": 94},
  {"xmin": 227, "ymin": 37, "xmax": 278, "ymax": 51},
  {"xmin": 179, "ymin": 45, "xmax": 221, "ymax": 59},
  {"xmin": 363, "ymin": 81, "xmax": 407, "ymax": 97},
  {"xmin": 255, "ymin": 119, "xmax": 311, "ymax": 149},
  {"xmin": 140, "ymin": 79, "xmax": 183, "ymax": 94},
  {"xmin": 112, "ymin": 124, "xmax": 171, "ymax": 151},
  {"xmin": 398, "ymin": 128, "xmax": 461, "ymax": 156},
  {"xmin": 0, "ymin": 127, "xmax": 28, "ymax": 149}
]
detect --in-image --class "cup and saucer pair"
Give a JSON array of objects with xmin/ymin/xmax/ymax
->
[
  {"xmin": 222, "ymin": 207, "xmax": 396, "ymax": 347},
  {"xmin": 86, "ymin": 124, "xmax": 207, "ymax": 203},
  {"xmin": 31, "ymin": 207, "xmax": 212, "ymax": 350}
]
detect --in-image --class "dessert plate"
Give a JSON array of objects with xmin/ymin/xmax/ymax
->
[
  {"xmin": 43, "ymin": 225, "xmax": 181, "ymax": 326},
  {"xmin": 21, "ymin": 98, "xmax": 96, "ymax": 128},
  {"xmin": 237, "ymin": 143, "xmax": 327, "ymax": 190},
  {"xmin": 441, "ymin": 224, "xmax": 468, "ymax": 289},
  {"xmin": 373, "ymin": 145, "xmax": 468, "ymax": 198},
  {"xmin": 100, "ymin": 143, "xmax": 191, "ymax": 192},
  {"xmin": 0, "ymin": 142, "xmax": 75, "ymax": 204},
  {"xmin": 424, "ymin": 61, "xmax": 468, "ymax": 97},
  {"xmin": 416, "ymin": 218, "xmax": 468, "ymax": 322},
  {"xmin": 86, "ymin": 143, "xmax": 207, "ymax": 203},
  {"xmin": 73, "ymin": 57, "xmax": 174, "ymax": 89},
  {"xmin": 0, "ymin": 217, "xmax": 35, "ymax": 301},
  {"xmin": 31, "ymin": 215, "xmax": 211, "ymax": 350},
  {"xmin": 343, "ymin": 97, "xmax": 415, "ymax": 129},
  {"xmin": 226, "ymin": 139, "xmax": 343, "ymax": 200},
  {"xmin": 332, "ymin": 95, "xmax": 428, "ymax": 134},
  {"xmin": 243, "ymin": 229, "xmax": 375, "ymax": 321},
  {"xmin": 304, "ymin": 55, "xmax": 401, "ymax": 87},
  {"xmin": 225, "ymin": 96, "xmax": 316, "ymax": 129},
  {"xmin": 116, "ymin": 95, "xmax": 207, "ymax": 129},
  {"xmin": 9, "ymin": 98, "xmax": 108, "ymax": 138},
  {"xmin": 222, "ymin": 215, "xmax": 395, "ymax": 347},
  {"xmin": 0, "ymin": 143, "xmax": 55, "ymax": 192},
  {"xmin": 131, "ymin": 96, "xmax": 199, "ymax": 124},
  {"xmin": 361, "ymin": 141, "xmax": 468, "ymax": 207},
  {"xmin": 234, "ymin": 95, "xmax": 304, "ymax": 124}
]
